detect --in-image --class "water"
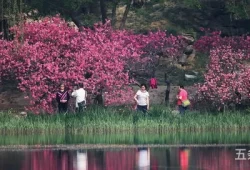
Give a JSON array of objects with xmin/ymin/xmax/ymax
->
[
  {"xmin": 1, "ymin": 132, "xmax": 250, "ymax": 170},
  {"xmin": 0, "ymin": 146, "xmax": 250, "ymax": 170}
]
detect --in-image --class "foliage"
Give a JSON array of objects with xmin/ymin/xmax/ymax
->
[
  {"xmin": 182, "ymin": 0, "xmax": 201, "ymax": 9},
  {"xmin": 0, "ymin": 16, "xmax": 184, "ymax": 113},
  {"xmin": 225, "ymin": 0, "xmax": 250, "ymax": 20},
  {"xmin": 26, "ymin": 0, "xmax": 91, "ymax": 14},
  {"xmin": 194, "ymin": 31, "xmax": 250, "ymax": 109},
  {"xmin": 1, "ymin": 107, "xmax": 250, "ymax": 140},
  {"xmin": 175, "ymin": 0, "xmax": 250, "ymax": 20}
]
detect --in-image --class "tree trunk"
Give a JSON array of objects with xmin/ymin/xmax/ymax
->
[
  {"xmin": 111, "ymin": 0, "xmax": 119, "ymax": 26},
  {"xmin": 0, "ymin": 19, "xmax": 9, "ymax": 39},
  {"xmin": 119, "ymin": 0, "xmax": 133, "ymax": 29},
  {"xmin": 100, "ymin": 0, "xmax": 107, "ymax": 24}
]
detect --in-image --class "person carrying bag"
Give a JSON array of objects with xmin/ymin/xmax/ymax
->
[{"xmin": 177, "ymin": 85, "xmax": 190, "ymax": 115}]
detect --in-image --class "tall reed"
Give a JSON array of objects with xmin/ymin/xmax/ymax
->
[{"xmin": 0, "ymin": 105, "xmax": 249, "ymax": 135}]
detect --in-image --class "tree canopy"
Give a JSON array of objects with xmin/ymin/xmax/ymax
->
[{"xmin": 0, "ymin": 16, "xmax": 184, "ymax": 113}]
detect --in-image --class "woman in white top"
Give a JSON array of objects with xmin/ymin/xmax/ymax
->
[{"xmin": 134, "ymin": 84, "xmax": 150, "ymax": 114}]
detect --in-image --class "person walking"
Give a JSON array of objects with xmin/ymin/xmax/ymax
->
[
  {"xmin": 56, "ymin": 84, "xmax": 70, "ymax": 113},
  {"xmin": 177, "ymin": 85, "xmax": 189, "ymax": 115},
  {"xmin": 71, "ymin": 83, "xmax": 87, "ymax": 113},
  {"xmin": 134, "ymin": 84, "xmax": 150, "ymax": 114}
]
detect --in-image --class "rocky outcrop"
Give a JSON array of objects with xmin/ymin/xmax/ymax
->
[{"xmin": 178, "ymin": 33, "xmax": 196, "ymax": 66}]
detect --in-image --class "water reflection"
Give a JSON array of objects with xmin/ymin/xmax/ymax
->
[
  {"xmin": 0, "ymin": 146, "xmax": 249, "ymax": 170},
  {"xmin": 137, "ymin": 147, "xmax": 150, "ymax": 170},
  {"xmin": 179, "ymin": 147, "xmax": 189, "ymax": 170},
  {"xmin": 76, "ymin": 150, "xmax": 87, "ymax": 170}
]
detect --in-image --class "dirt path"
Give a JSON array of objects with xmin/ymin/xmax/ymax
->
[
  {"xmin": 145, "ymin": 85, "xmax": 196, "ymax": 105},
  {"xmin": 0, "ymin": 85, "xmax": 197, "ymax": 112}
]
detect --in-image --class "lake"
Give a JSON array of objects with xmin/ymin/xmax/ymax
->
[
  {"xmin": 0, "ymin": 132, "xmax": 250, "ymax": 170},
  {"xmin": 0, "ymin": 145, "xmax": 250, "ymax": 170}
]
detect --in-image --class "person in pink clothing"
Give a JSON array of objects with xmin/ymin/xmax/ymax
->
[
  {"xmin": 149, "ymin": 77, "xmax": 157, "ymax": 89},
  {"xmin": 177, "ymin": 85, "xmax": 188, "ymax": 115}
]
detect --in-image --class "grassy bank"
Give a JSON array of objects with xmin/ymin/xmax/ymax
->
[{"xmin": 0, "ymin": 105, "xmax": 250, "ymax": 135}]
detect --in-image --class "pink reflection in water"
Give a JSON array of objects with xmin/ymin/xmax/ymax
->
[
  {"xmin": 194, "ymin": 148, "xmax": 250, "ymax": 170},
  {"xmin": 1, "ymin": 146, "xmax": 247, "ymax": 170},
  {"xmin": 105, "ymin": 149, "xmax": 136, "ymax": 170},
  {"xmin": 21, "ymin": 150, "xmax": 74, "ymax": 170}
]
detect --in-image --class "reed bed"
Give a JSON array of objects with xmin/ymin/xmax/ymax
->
[{"xmin": 0, "ymin": 105, "xmax": 249, "ymax": 135}]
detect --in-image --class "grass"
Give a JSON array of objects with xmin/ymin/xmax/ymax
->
[
  {"xmin": 0, "ymin": 105, "xmax": 250, "ymax": 145},
  {"xmin": 1, "ymin": 105, "xmax": 250, "ymax": 135}
]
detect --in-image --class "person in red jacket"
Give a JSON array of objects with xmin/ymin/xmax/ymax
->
[{"xmin": 150, "ymin": 77, "xmax": 157, "ymax": 89}]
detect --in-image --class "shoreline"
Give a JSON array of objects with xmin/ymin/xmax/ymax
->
[{"xmin": 0, "ymin": 144, "xmax": 249, "ymax": 151}]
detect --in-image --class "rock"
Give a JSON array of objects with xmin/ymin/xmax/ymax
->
[
  {"xmin": 187, "ymin": 50, "xmax": 196, "ymax": 64},
  {"xmin": 188, "ymin": 49, "xmax": 196, "ymax": 58},
  {"xmin": 152, "ymin": 4, "xmax": 161, "ymax": 9},
  {"xmin": 19, "ymin": 111, "xmax": 27, "ymax": 117},
  {"xmin": 192, "ymin": 71, "xmax": 199, "ymax": 75},
  {"xmin": 181, "ymin": 33, "xmax": 195, "ymax": 44},
  {"xmin": 184, "ymin": 45, "xmax": 193, "ymax": 55},
  {"xmin": 185, "ymin": 74, "xmax": 197, "ymax": 80},
  {"xmin": 178, "ymin": 54, "xmax": 188, "ymax": 65}
]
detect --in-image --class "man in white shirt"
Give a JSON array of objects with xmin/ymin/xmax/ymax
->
[{"xmin": 71, "ymin": 83, "xmax": 87, "ymax": 113}]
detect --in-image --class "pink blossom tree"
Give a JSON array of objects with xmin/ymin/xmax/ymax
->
[
  {"xmin": 194, "ymin": 32, "xmax": 250, "ymax": 110},
  {"xmin": 0, "ymin": 16, "xmax": 184, "ymax": 113}
]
